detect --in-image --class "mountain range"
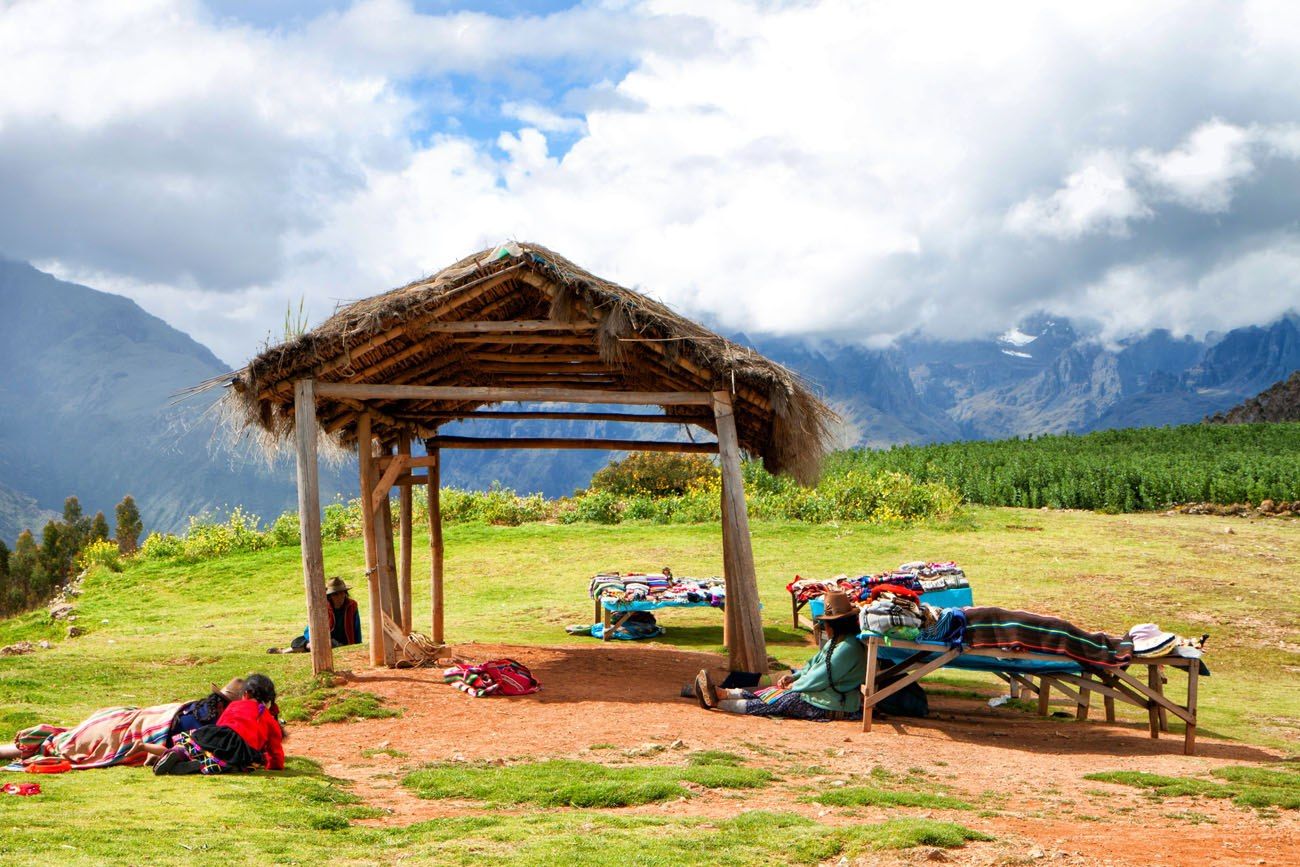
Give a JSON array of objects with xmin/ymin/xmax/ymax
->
[{"xmin": 1, "ymin": 259, "xmax": 1296, "ymax": 543}]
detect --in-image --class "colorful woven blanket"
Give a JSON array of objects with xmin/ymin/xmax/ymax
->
[{"xmin": 962, "ymin": 607, "xmax": 1133, "ymax": 667}]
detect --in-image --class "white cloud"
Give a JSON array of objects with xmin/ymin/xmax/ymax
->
[
  {"xmin": 1005, "ymin": 152, "xmax": 1151, "ymax": 239},
  {"xmin": 1136, "ymin": 119, "xmax": 1256, "ymax": 212},
  {"xmin": 3, "ymin": 0, "xmax": 1300, "ymax": 363}
]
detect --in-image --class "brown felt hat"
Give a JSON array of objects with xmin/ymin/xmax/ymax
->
[
  {"xmin": 816, "ymin": 590, "xmax": 858, "ymax": 622},
  {"xmin": 213, "ymin": 677, "xmax": 245, "ymax": 701},
  {"xmin": 325, "ymin": 577, "xmax": 351, "ymax": 595}
]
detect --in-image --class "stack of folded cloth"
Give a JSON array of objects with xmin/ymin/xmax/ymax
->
[
  {"xmin": 790, "ymin": 561, "xmax": 970, "ymax": 605},
  {"xmin": 859, "ymin": 584, "xmax": 944, "ymax": 640},
  {"xmin": 589, "ymin": 570, "xmax": 725, "ymax": 607}
]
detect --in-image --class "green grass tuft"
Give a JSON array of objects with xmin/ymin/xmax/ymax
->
[
  {"xmin": 807, "ymin": 786, "xmax": 974, "ymax": 810},
  {"xmin": 403, "ymin": 759, "xmax": 772, "ymax": 807},
  {"xmin": 688, "ymin": 750, "xmax": 746, "ymax": 767},
  {"xmin": 1086, "ymin": 767, "xmax": 1300, "ymax": 810},
  {"xmin": 280, "ymin": 688, "xmax": 400, "ymax": 725}
]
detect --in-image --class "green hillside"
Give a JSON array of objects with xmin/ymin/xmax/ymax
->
[{"xmin": 0, "ymin": 510, "xmax": 1296, "ymax": 864}]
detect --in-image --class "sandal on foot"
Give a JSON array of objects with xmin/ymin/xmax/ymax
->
[
  {"xmin": 153, "ymin": 750, "xmax": 183, "ymax": 776},
  {"xmin": 694, "ymin": 669, "xmax": 718, "ymax": 709}
]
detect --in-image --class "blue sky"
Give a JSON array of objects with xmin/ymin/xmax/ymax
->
[{"xmin": 1, "ymin": 0, "xmax": 1298, "ymax": 365}]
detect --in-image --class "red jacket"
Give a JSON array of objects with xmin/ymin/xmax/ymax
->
[{"xmin": 216, "ymin": 699, "xmax": 285, "ymax": 770}]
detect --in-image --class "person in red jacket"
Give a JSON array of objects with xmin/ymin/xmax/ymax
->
[{"xmin": 153, "ymin": 674, "xmax": 284, "ymax": 775}]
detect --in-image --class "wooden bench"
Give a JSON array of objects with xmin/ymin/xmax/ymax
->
[{"xmin": 858, "ymin": 633, "xmax": 1205, "ymax": 755}]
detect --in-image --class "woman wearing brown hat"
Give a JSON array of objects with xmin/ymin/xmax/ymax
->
[
  {"xmin": 694, "ymin": 590, "xmax": 866, "ymax": 721},
  {"xmin": 268, "ymin": 576, "xmax": 362, "ymax": 653}
]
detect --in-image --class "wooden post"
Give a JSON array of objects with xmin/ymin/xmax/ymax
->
[
  {"xmin": 1147, "ymin": 665, "xmax": 1162, "ymax": 739},
  {"xmin": 1183, "ymin": 663, "xmax": 1199, "ymax": 756},
  {"xmin": 375, "ymin": 442, "xmax": 400, "ymax": 666},
  {"xmin": 712, "ymin": 390, "xmax": 767, "ymax": 675},
  {"xmin": 861, "ymin": 637, "xmax": 879, "ymax": 732},
  {"xmin": 398, "ymin": 433, "xmax": 413, "ymax": 635},
  {"xmin": 1037, "ymin": 679, "xmax": 1052, "ymax": 716},
  {"xmin": 293, "ymin": 380, "xmax": 333, "ymax": 675},
  {"xmin": 427, "ymin": 444, "xmax": 444, "ymax": 644},
  {"xmin": 356, "ymin": 413, "xmax": 386, "ymax": 667}
]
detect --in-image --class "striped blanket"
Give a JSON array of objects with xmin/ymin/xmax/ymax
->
[
  {"xmin": 962, "ymin": 607, "xmax": 1133, "ymax": 667},
  {"xmin": 18, "ymin": 703, "xmax": 183, "ymax": 769}
]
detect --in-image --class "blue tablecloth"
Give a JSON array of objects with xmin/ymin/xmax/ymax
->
[{"xmin": 600, "ymin": 598, "xmax": 721, "ymax": 612}]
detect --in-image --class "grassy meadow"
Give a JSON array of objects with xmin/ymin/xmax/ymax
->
[{"xmin": 0, "ymin": 507, "xmax": 1297, "ymax": 864}]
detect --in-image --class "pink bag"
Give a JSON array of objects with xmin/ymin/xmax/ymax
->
[{"xmin": 477, "ymin": 659, "xmax": 541, "ymax": 696}]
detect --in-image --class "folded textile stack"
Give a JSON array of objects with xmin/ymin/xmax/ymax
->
[
  {"xmin": 858, "ymin": 585, "xmax": 945, "ymax": 641},
  {"xmin": 1127, "ymin": 623, "xmax": 1208, "ymax": 659},
  {"xmin": 589, "ymin": 569, "xmax": 726, "ymax": 607},
  {"xmin": 790, "ymin": 561, "xmax": 970, "ymax": 605}
]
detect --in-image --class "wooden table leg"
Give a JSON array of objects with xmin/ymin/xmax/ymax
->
[
  {"xmin": 602, "ymin": 606, "xmax": 611, "ymax": 641},
  {"xmin": 1154, "ymin": 665, "xmax": 1169, "ymax": 732},
  {"xmin": 860, "ymin": 637, "xmax": 879, "ymax": 733},
  {"xmin": 1146, "ymin": 664, "xmax": 1161, "ymax": 739},
  {"xmin": 1184, "ymin": 663, "xmax": 1199, "ymax": 756},
  {"xmin": 1037, "ymin": 678, "xmax": 1052, "ymax": 716},
  {"xmin": 1076, "ymin": 673, "xmax": 1092, "ymax": 721}
]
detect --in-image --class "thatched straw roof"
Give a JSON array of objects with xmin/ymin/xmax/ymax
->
[{"xmin": 219, "ymin": 242, "xmax": 837, "ymax": 484}]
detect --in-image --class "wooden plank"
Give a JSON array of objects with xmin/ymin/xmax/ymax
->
[
  {"xmin": 1037, "ymin": 679, "xmax": 1052, "ymax": 716},
  {"xmin": 427, "ymin": 320, "xmax": 598, "ymax": 334},
  {"xmin": 1184, "ymin": 664, "xmax": 1199, "ymax": 755},
  {"xmin": 376, "ymin": 444, "xmax": 402, "ymax": 661},
  {"xmin": 470, "ymin": 353, "xmax": 602, "ymax": 363},
  {"xmin": 428, "ymin": 436, "xmax": 719, "ymax": 453},
  {"xmin": 397, "ymin": 432, "xmax": 413, "ymax": 635},
  {"xmin": 862, "ymin": 648, "xmax": 962, "ymax": 710},
  {"xmin": 371, "ymin": 454, "xmax": 409, "ymax": 511},
  {"xmin": 315, "ymin": 383, "xmax": 713, "ymax": 405},
  {"xmin": 452, "ymin": 334, "xmax": 594, "ymax": 345},
  {"xmin": 477, "ymin": 362, "xmax": 612, "ymax": 373},
  {"xmin": 1147, "ymin": 665, "xmax": 1162, "ymax": 739},
  {"xmin": 1110, "ymin": 667, "xmax": 1195, "ymax": 725},
  {"xmin": 413, "ymin": 410, "xmax": 705, "ymax": 424},
  {"xmin": 356, "ymin": 414, "xmax": 386, "ymax": 668},
  {"xmin": 428, "ymin": 446, "xmax": 444, "ymax": 644},
  {"xmin": 293, "ymin": 380, "xmax": 334, "ymax": 675},
  {"xmin": 861, "ymin": 638, "xmax": 879, "ymax": 733},
  {"xmin": 713, "ymin": 390, "xmax": 766, "ymax": 675}
]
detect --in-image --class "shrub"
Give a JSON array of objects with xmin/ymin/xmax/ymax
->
[
  {"xmin": 590, "ymin": 452, "xmax": 720, "ymax": 497},
  {"xmin": 180, "ymin": 508, "xmax": 271, "ymax": 561},
  {"xmin": 322, "ymin": 500, "xmax": 361, "ymax": 541},
  {"xmin": 268, "ymin": 511, "xmax": 301, "ymax": 547},
  {"xmin": 77, "ymin": 539, "xmax": 122, "ymax": 573},
  {"xmin": 140, "ymin": 532, "xmax": 185, "ymax": 560}
]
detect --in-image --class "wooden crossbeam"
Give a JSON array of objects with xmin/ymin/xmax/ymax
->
[
  {"xmin": 371, "ymin": 454, "xmax": 409, "ymax": 510},
  {"xmin": 451, "ymin": 334, "xmax": 594, "ymax": 345},
  {"xmin": 315, "ymin": 384, "xmax": 714, "ymax": 405},
  {"xmin": 427, "ymin": 320, "xmax": 598, "ymax": 333},
  {"xmin": 407, "ymin": 410, "xmax": 705, "ymax": 424},
  {"xmin": 469, "ymin": 353, "xmax": 601, "ymax": 363},
  {"xmin": 428, "ymin": 435, "xmax": 719, "ymax": 453}
]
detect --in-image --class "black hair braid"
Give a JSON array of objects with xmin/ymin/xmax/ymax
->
[{"xmin": 243, "ymin": 673, "xmax": 277, "ymax": 706}]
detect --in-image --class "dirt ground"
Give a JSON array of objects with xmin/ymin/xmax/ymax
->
[{"xmin": 292, "ymin": 642, "xmax": 1300, "ymax": 867}]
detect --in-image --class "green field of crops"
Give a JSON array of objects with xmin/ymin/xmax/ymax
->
[{"xmin": 833, "ymin": 422, "xmax": 1300, "ymax": 512}]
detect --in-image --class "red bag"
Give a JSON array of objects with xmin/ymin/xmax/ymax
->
[{"xmin": 478, "ymin": 659, "xmax": 541, "ymax": 696}]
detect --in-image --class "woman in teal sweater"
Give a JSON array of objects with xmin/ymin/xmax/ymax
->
[{"xmin": 694, "ymin": 591, "xmax": 866, "ymax": 720}]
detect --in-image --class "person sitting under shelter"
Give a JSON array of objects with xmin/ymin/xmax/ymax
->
[
  {"xmin": 694, "ymin": 591, "xmax": 865, "ymax": 720},
  {"xmin": 269, "ymin": 576, "xmax": 362, "ymax": 653}
]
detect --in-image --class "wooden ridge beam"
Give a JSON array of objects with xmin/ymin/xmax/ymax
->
[
  {"xmin": 315, "ymin": 383, "xmax": 714, "ymax": 405},
  {"xmin": 428, "ymin": 435, "xmax": 719, "ymax": 453},
  {"xmin": 451, "ymin": 334, "xmax": 593, "ymax": 345},
  {"xmin": 469, "ymin": 352, "xmax": 602, "ymax": 363},
  {"xmin": 407, "ymin": 410, "xmax": 707, "ymax": 424},
  {"xmin": 427, "ymin": 320, "xmax": 598, "ymax": 334}
]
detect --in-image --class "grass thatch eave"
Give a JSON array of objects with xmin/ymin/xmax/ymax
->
[{"xmin": 214, "ymin": 242, "xmax": 838, "ymax": 485}]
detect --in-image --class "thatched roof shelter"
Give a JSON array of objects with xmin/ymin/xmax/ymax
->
[
  {"xmin": 217, "ymin": 242, "xmax": 836, "ymax": 679},
  {"xmin": 224, "ymin": 242, "xmax": 836, "ymax": 484}
]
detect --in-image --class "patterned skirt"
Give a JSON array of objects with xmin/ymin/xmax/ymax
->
[{"xmin": 739, "ymin": 687, "xmax": 860, "ymax": 721}]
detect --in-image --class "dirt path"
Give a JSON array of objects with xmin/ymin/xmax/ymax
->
[{"xmin": 291, "ymin": 642, "xmax": 1300, "ymax": 866}]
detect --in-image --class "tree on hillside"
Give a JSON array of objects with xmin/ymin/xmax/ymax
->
[
  {"xmin": 38, "ymin": 520, "xmax": 67, "ymax": 596},
  {"xmin": 90, "ymin": 511, "xmax": 110, "ymax": 543},
  {"xmin": 62, "ymin": 496, "xmax": 91, "ymax": 553},
  {"xmin": 0, "ymin": 539, "xmax": 9, "ymax": 615},
  {"xmin": 9, "ymin": 529, "xmax": 40, "ymax": 611},
  {"xmin": 115, "ymin": 496, "xmax": 142, "ymax": 555}
]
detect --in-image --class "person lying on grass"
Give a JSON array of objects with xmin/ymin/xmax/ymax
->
[
  {"xmin": 269, "ymin": 576, "xmax": 362, "ymax": 654},
  {"xmin": 152, "ymin": 673, "xmax": 285, "ymax": 776},
  {"xmin": 0, "ymin": 678, "xmax": 246, "ymax": 770},
  {"xmin": 694, "ymin": 590, "xmax": 866, "ymax": 721}
]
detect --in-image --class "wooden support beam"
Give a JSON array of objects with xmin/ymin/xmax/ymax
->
[
  {"xmin": 428, "ymin": 446, "xmax": 444, "ymax": 644},
  {"xmin": 356, "ymin": 414, "xmax": 386, "ymax": 668},
  {"xmin": 293, "ymin": 380, "xmax": 333, "ymax": 675},
  {"xmin": 427, "ymin": 320, "xmax": 598, "ymax": 333},
  {"xmin": 477, "ymin": 362, "xmax": 613, "ymax": 373},
  {"xmin": 371, "ymin": 454, "xmax": 409, "ymax": 511},
  {"xmin": 315, "ymin": 383, "xmax": 713, "ymax": 405},
  {"xmin": 428, "ymin": 435, "xmax": 719, "ymax": 453},
  {"xmin": 376, "ymin": 443, "xmax": 402, "ymax": 658},
  {"xmin": 469, "ymin": 353, "xmax": 602, "ymax": 363},
  {"xmin": 713, "ymin": 390, "xmax": 766, "ymax": 675},
  {"xmin": 397, "ymin": 432, "xmax": 413, "ymax": 635},
  {"xmin": 411, "ymin": 410, "xmax": 706, "ymax": 424},
  {"xmin": 451, "ymin": 334, "xmax": 594, "ymax": 345}
]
